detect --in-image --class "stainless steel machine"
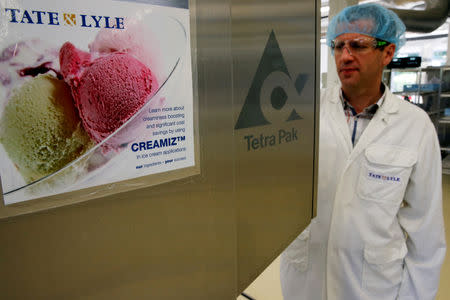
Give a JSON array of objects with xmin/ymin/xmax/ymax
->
[{"xmin": 0, "ymin": 0, "xmax": 319, "ymax": 298}]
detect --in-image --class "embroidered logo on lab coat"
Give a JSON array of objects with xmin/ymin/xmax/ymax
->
[{"xmin": 368, "ymin": 172, "xmax": 401, "ymax": 182}]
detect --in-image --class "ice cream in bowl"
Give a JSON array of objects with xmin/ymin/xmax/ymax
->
[{"xmin": 0, "ymin": 14, "xmax": 187, "ymax": 203}]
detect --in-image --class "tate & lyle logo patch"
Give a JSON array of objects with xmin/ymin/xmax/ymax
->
[
  {"xmin": 234, "ymin": 30, "xmax": 308, "ymax": 130},
  {"xmin": 368, "ymin": 172, "xmax": 401, "ymax": 182},
  {"xmin": 4, "ymin": 8, "xmax": 125, "ymax": 29}
]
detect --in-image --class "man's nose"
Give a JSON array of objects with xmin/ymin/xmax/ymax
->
[{"xmin": 340, "ymin": 46, "xmax": 354, "ymax": 60}]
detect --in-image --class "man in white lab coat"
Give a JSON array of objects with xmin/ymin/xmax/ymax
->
[{"xmin": 280, "ymin": 3, "xmax": 447, "ymax": 300}]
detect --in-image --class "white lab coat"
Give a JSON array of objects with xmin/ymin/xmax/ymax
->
[{"xmin": 281, "ymin": 85, "xmax": 447, "ymax": 300}]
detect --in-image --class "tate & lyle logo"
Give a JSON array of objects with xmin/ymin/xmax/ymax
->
[
  {"xmin": 368, "ymin": 172, "xmax": 401, "ymax": 182},
  {"xmin": 236, "ymin": 30, "xmax": 309, "ymax": 151},
  {"xmin": 4, "ymin": 8, "xmax": 125, "ymax": 29}
]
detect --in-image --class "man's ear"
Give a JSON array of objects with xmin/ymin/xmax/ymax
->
[{"xmin": 383, "ymin": 44, "xmax": 396, "ymax": 66}]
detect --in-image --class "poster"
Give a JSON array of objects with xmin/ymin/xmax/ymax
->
[{"xmin": 0, "ymin": 0, "xmax": 195, "ymax": 205}]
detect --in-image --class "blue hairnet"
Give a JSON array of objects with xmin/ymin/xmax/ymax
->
[{"xmin": 326, "ymin": 3, "xmax": 406, "ymax": 52}]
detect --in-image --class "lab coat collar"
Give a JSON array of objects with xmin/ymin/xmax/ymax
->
[
  {"xmin": 328, "ymin": 83, "xmax": 399, "ymax": 121},
  {"xmin": 379, "ymin": 85, "xmax": 400, "ymax": 115},
  {"xmin": 327, "ymin": 83, "xmax": 401, "ymax": 165}
]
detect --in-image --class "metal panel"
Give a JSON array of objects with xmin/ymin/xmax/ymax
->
[
  {"xmin": 0, "ymin": 0, "xmax": 237, "ymax": 299},
  {"xmin": 232, "ymin": 0, "xmax": 318, "ymax": 292}
]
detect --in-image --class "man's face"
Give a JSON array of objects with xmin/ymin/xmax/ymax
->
[{"xmin": 333, "ymin": 33, "xmax": 395, "ymax": 91}]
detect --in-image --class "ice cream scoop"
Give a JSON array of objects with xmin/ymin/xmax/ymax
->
[
  {"xmin": 59, "ymin": 42, "xmax": 158, "ymax": 144},
  {"xmin": 0, "ymin": 74, "xmax": 93, "ymax": 183},
  {"xmin": 0, "ymin": 39, "xmax": 60, "ymax": 109},
  {"xmin": 89, "ymin": 23, "xmax": 161, "ymax": 78}
]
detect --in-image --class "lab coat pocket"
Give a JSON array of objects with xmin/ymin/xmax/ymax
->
[
  {"xmin": 283, "ymin": 225, "xmax": 310, "ymax": 272},
  {"xmin": 362, "ymin": 242, "xmax": 407, "ymax": 297},
  {"xmin": 358, "ymin": 145, "xmax": 417, "ymax": 204}
]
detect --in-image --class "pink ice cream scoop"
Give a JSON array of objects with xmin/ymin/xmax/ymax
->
[{"xmin": 59, "ymin": 42, "xmax": 158, "ymax": 144}]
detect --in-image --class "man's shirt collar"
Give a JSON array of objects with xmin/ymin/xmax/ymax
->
[{"xmin": 339, "ymin": 84, "xmax": 386, "ymax": 116}]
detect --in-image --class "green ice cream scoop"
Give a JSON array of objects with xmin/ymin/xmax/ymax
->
[{"xmin": 0, "ymin": 74, "xmax": 93, "ymax": 183}]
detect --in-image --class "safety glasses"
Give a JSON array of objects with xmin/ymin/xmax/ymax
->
[{"xmin": 331, "ymin": 37, "xmax": 389, "ymax": 55}]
